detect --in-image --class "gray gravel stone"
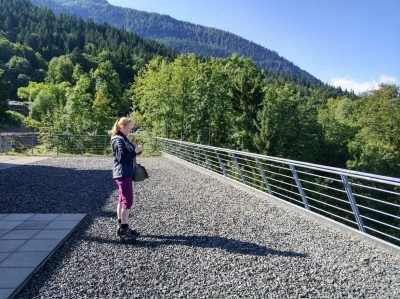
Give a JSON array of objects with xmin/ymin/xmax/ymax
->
[{"xmin": 0, "ymin": 156, "xmax": 399, "ymax": 298}]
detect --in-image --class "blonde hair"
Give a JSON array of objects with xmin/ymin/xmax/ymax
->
[{"xmin": 110, "ymin": 117, "xmax": 132, "ymax": 137}]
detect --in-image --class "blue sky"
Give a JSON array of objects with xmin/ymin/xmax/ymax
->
[{"xmin": 109, "ymin": 0, "xmax": 399, "ymax": 93}]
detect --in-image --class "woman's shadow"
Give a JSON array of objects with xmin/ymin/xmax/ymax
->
[{"xmin": 86, "ymin": 233, "xmax": 307, "ymax": 258}]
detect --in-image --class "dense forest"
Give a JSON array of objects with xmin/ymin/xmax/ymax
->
[
  {"xmin": 31, "ymin": 0, "xmax": 323, "ymax": 85},
  {"xmin": 0, "ymin": 0, "xmax": 176, "ymax": 102},
  {"xmin": 0, "ymin": 0, "xmax": 399, "ymax": 179},
  {"xmin": 131, "ymin": 54, "xmax": 399, "ymax": 177}
]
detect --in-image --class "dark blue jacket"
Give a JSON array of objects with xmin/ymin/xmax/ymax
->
[{"xmin": 111, "ymin": 131, "xmax": 136, "ymax": 178}]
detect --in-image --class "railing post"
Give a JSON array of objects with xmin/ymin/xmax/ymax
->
[
  {"xmin": 81, "ymin": 136, "xmax": 84, "ymax": 156},
  {"xmin": 341, "ymin": 175, "xmax": 365, "ymax": 232},
  {"xmin": 232, "ymin": 153, "xmax": 245, "ymax": 183},
  {"xmin": 183, "ymin": 145, "xmax": 187, "ymax": 160},
  {"xmin": 31, "ymin": 134, "xmax": 34, "ymax": 155},
  {"xmin": 165, "ymin": 141, "xmax": 173, "ymax": 154},
  {"xmin": 166, "ymin": 141, "xmax": 171, "ymax": 154},
  {"xmin": 185, "ymin": 146, "xmax": 192, "ymax": 162},
  {"xmin": 174, "ymin": 143, "xmax": 179, "ymax": 156},
  {"xmin": 178, "ymin": 144, "xmax": 184, "ymax": 159},
  {"xmin": 215, "ymin": 150, "xmax": 227, "ymax": 176},
  {"xmin": 104, "ymin": 135, "xmax": 107, "ymax": 155},
  {"xmin": 153, "ymin": 137, "xmax": 158, "ymax": 154},
  {"xmin": 52, "ymin": 135, "xmax": 57, "ymax": 156},
  {"xmin": 164, "ymin": 141, "xmax": 168, "ymax": 154},
  {"xmin": 290, "ymin": 164, "xmax": 310, "ymax": 210},
  {"xmin": 161, "ymin": 140, "xmax": 167, "ymax": 154},
  {"xmin": 202, "ymin": 149, "xmax": 211, "ymax": 170},
  {"xmin": 183, "ymin": 145, "xmax": 188, "ymax": 160},
  {"xmin": 194, "ymin": 147, "xmax": 200, "ymax": 165},
  {"xmin": 177, "ymin": 144, "xmax": 182, "ymax": 159},
  {"xmin": 170, "ymin": 142, "xmax": 176, "ymax": 156},
  {"xmin": 255, "ymin": 157, "xmax": 272, "ymax": 195}
]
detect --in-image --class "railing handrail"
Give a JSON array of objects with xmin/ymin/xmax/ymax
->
[
  {"xmin": 157, "ymin": 137, "xmax": 400, "ymax": 249},
  {"xmin": 2, "ymin": 133, "xmax": 397, "ymax": 185},
  {"xmin": 0, "ymin": 132, "xmax": 158, "ymax": 156},
  {"xmin": 156, "ymin": 137, "xmax": 400, "ymax": 186},
  {"xmin": 0, "ymin": 132, "xmax": 153, "ymax": 139},
  {"xmin": 0, "ymin": 132, "xmax": 110, "ymax": 137}
]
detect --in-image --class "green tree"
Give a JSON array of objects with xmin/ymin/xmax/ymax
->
[
  {"xmin": 18, "ymin": 81, "xmax": 69, "ymax": 131},
  {"xmin": 63, "ymin": 73, "xmax": 95, "ymax": 134},
  {"xmin": 0, "ymin": 68, "xmax": 9, "ymax": 121},
  {"xmin": 225, "ymin": 54, "xmax": 265, "ymax": 151},
  {"xmin": 317, "ymin": 96, "xmax": 359, "ymax": 167},
  {"xmin": 190, "ymin": 57, "xmax": 233, "ymax": 146},
  {"xmin": 45, "ymin": 55, "xmax": 74, "ymax": 84},
  {"xmin": 347, "ymin": 85, "xmax": 400, "ymax": 177},
  {"xmin": 132, "ymin": 56, "xmax": 176, "ymax": 137},
  {"xmin": 131, "ymin": 54, "xmax": 234, "ymax": 145},
  {"xmin": 169, "ymin": 54, "xmax": 197, "ymax": 140},
  {"xmin": 255, "ymin": 83, "xmax": 322, "ymax": 162},
  {"xmin": 93, "ymin": 60, "xmax": 124, "ymax": 114},
  {"xmin": 5, "ymin": 56, "xmax": 31, "ymax": 76}
]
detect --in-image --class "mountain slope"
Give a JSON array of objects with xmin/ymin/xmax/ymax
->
[
  {"xmin": 30, "ymin": 0, "xmax": 321, "ymax": 85},
  {"xmin": 0, "ymin": 0, "xmax": 176, "ymax": 100}
]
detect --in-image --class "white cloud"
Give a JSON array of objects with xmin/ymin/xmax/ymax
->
[
  {"xmin": 379, "ymin": 75, "xmax": 397, "ymax": 84},
  {"xmin": 330, "ymin": 75, "xmax": 399, "ymax": 94}
]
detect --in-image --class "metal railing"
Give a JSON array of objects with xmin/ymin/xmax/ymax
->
[
  {"xmin": 157, "ymin": 137, "xmax": 400, "ymax": 247},
  {"xmin": 0, "ymin": 132, "xmax": 160, "ymax": 156}
]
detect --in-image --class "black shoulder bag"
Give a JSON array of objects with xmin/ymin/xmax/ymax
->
[{"xmin": 132, "ymin": 156, "xmax": 149, "ymax": 182}]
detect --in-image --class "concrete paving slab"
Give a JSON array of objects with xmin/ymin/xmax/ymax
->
[
  {"xmin": 0, "ymin": 231, "xmax": 11, "ymax": 238},
  {"xmin": 0, "ymin": 240, "xmax": 25, "ymax": 253},
  {"xmin": 32, "ymin": 229, "xmax": 71, "ymax": 240},
  {"xmin": 0, "ymin": 251, "xmax": 50, "ymax": 268},
  {"xmin": 2, "ymin": 215, "xmax": 33, "ymax": 221},
  {"xmin": 0, "ymin": 288, "xmax": 13, "ymax": 299},
  {"xmin": 15, "ymin": 220, "xmax": 52, "ymax": 230},
  {"xmin": 0, "ymin": 222, "xmax": 24, "ymax": 230},
  {"xmin": 55, "ymin": 214, "xmax": 86, "ymax": 221},
  {"xmin": 17, "ymin": 239, "xmax": 60, "ymax": 252},
  {"xmin": 0, "ymin": 253, "xmax": 11, "ymax": 263},
  {"xmin": 29, "ymin": 214, "xmax": 60, "ymax": 221},
  {"xmin": 44, "ymin": 220, "xmax": 80, "ymax": 230},
  {"xmin": 0, "ymin": 268, "xmax": 34, "ymax": 288},
  {"xmin": 1, "ymin": 230, "xmax": 40, "ymax": 240},
  {"xmin": 0, "ymin": 213, "xmax": 85, "ymax": 298}
]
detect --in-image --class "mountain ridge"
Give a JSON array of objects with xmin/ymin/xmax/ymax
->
[{"xmin": 30, "ymin": 0, "xmax": 322, "ymax": 86}]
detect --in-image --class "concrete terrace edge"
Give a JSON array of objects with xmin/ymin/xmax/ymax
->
[
  {"xmin": 9, "ymin": 214, "xmax": 86, "ymax": 299},
  {"xmin": 0, "ymin": 156, "xmax": 51, "ymax": 171},
  {"xmin": 162, "ymin": 152, "xmax": 400, "ymax": 257}
]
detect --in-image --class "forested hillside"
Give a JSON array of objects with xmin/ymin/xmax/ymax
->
[
  {"xmin": 0, "ymin": 0, "xmax": 399, "ymax": 179},
  {"xmin": 31, "ymin": 0, "xmax": 322, "ymax": 85},
  {"xmin": 131, "ymin": 55, "xmax": 400, "ymax": 177},
  {"xmin": 0, "ymin": 0, "xmax": 176, "ymax": 102}
]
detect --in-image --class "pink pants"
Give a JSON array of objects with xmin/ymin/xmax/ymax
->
[{"xmin": 115, "ymin": 177, "xmax": 133, "ymax": 209}]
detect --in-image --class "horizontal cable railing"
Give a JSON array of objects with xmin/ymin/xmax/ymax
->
[
  {"xmin": 0, "ymin": 132, "xmax": 160, "ymax": 156},
  {"xmin": 156, "ymin": 137, "xmax": 400, "ymax": 248}
]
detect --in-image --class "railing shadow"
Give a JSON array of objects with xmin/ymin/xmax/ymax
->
[{"xmin": 85, "ymin": 234, "xmax": 307, "ymax": 258}]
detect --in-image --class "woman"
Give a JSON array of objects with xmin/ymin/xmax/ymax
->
[{"xmin": 110, "ymin": 117, "xmax": 143, "ymax": 242}]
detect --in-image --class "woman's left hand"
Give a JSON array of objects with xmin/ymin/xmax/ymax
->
[{"xmin": 135, "ymin": 145, "xmax": 143, "ymax": 155}]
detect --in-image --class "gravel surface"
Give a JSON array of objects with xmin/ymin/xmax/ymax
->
[{"xmin": 0, "ymin": 156, "xmax": 399, "ymax": 298}]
